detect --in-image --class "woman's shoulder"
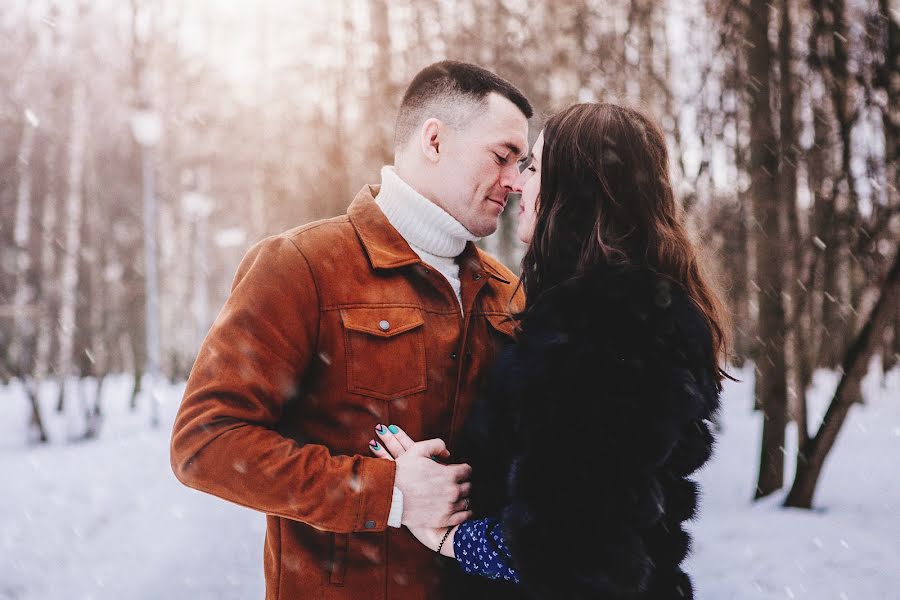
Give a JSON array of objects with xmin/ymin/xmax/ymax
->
[
  {"xmin": 514, "ymin": 263, "xmax": 720, "ymax": 418},
  {"xmin": 522, "ymin": 262, "xmax": 710, "ymax": 350}
]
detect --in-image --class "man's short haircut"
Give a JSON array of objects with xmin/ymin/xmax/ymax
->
[{"xmin": 394, "ymin": 60, "xmax": 533, "ymax": 148}]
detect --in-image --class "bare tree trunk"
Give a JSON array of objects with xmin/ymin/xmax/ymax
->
[
  {"xmin": 820, "ymin": 236, "xmax": 846, "ymax": 367},
  {"xmin": 777, "ymin": 0, "xmax": 808, "ymax": 448},
  {"xmin": 886, "ymin": 316, "xmax": 899, "ymax": 373},
  {"xmin": 57, "ymin": 81, "xmax": 89, "ymax": 435},
  {"xmin": 367, "ymin": 0, "xmax": 394, "ymax": 169},
  {"xmin": 11, "ymin": 114, "xmax": 38, "ymax": 374},
  {"xmin": 251, "ymin": 2, "xmax": 270, "ymax": 238},
  {"xmin": 83, "ymin": 373, "xmax": 104, "ymax": 440},
  {"xmin": 333, "ymin": 0, "xmax": 353, "ymax": 204},
  {"xmin": 829, "ymin": 0, "xmax": 857, "ymax": 370},
  {"xmin": 130, "ymin": 336, "xmax": 143, "ymax": 411},
  {"xmin": 32, "ymin": 136, "xmax": 60, "ymax": 437},
  {"xmin": 785, "ymin": 253, "xmax": 899, "ymax": 508},
  {"xmin": 878, "ymin": 0, "xmax": 898, "ymax": 204},
  {"xmin": 875, "ymin": 0, "xmax": 898, "ymax": 373},
  {"xmin": 24, "ymin": 379, "xmax": 49, "ymax": 444},
  {"xmin": 84, "ymin": 156, "xmax": 106, "ymax": 439},
  {"xmin": 730, "ymin": 62, "xmax": 754, "ymax": 367},
  {"xmin": 807, "ymin": 84, "xmax": 832, "ymax": 371},
  {"xmin": 810, "ymin": 0, "xmax": 857, "ymax": 368},
  {"xmin": 746, "ymin": 0, "xmax": 789, "ymax": 499}
]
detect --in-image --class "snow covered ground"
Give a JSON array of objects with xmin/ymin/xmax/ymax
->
[
  {"xmin": 686, "ymin": 361, "xmax": 900, "ymax": 600},
  {"xmin": 1, "ymin": 362, "xmax": 898, "ymax": 599}
]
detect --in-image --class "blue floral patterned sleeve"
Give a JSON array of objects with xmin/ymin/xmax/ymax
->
[{"xmin": 453, "ymin": 517, "xmax": 520, "ymax": 583}]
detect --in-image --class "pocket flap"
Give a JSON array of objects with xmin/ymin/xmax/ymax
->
[
  {"xmin": 341, "ymin": 306, "xmax": 424, "ymax": 338},
  {"xmin": 484, "ymin": 312, "xmax": 518, "ymax": 338}
]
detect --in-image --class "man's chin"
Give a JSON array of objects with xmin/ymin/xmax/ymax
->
[{"xmin": 467, "ymin": 221, "xmax": 499, "ymax": 238}]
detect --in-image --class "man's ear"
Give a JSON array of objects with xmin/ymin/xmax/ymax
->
[{"xmin": 419, "ymin": 118, "xmax": 442, "ymax": 163}]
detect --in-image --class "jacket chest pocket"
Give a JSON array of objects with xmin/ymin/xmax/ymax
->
[{"xmin": 341, "ymin": 307, "xmax": 427, "ymax": 401}]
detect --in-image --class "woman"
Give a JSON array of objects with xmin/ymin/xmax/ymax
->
[{"xmin": 369, "ymin": 102, "xmax": 729, "ymax": 599}]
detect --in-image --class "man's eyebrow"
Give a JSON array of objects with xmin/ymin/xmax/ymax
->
[{"xmin": 500, "ymin": 142, "xmax": 527, "ymax": 160}]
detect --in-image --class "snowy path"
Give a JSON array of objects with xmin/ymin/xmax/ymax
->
[{"xmin": 2, "ymin": 365, "xmax": 898, "ymax": 599}]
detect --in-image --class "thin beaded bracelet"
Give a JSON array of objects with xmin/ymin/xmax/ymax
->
[{"xmin": 436, "ymin": 526, "xmax": 453, "ymax": 554}]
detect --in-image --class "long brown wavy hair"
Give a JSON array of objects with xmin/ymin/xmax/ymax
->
[{"xmin": 520, "ymin": 102, "xmax": 731, "ymax": 382}]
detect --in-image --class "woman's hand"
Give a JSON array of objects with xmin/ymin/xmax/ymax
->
[
  {"xmin": 368, "ymin": 423, "xmax": 439, "ymax": 461},
  {"xmin": 368, "ymin": 423, "xmax": 472, "ymax": 529}
]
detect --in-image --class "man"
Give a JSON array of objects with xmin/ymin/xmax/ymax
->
[{"xmin": 170, "ymin": 60, "xmax": 533, "ymax": 600}]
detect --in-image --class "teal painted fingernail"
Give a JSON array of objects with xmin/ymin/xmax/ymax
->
[
  {"xmin": 388, "ymin": 424, "xmax": 399, "ymax": 434},
  {"xmin": 369, "ymin": 440, "xmax": 380, "ymax": 450},
  {"xmin": 375, "ymin": 424, "xmax": 385, "ymax": 434}
]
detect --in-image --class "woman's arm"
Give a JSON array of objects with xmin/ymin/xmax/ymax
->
[{"xmin": 453, "ymin": 517, "xmax": 520, "ymax": 583}]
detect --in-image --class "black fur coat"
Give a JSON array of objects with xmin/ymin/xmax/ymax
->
[{"xmin": 443, "ymin": 262, "xmax": 721, "ymax": 600}]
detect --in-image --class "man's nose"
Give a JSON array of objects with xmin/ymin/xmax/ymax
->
[{"xmin": 501, "ymin": 165, "xmax": 523, "ymax": 191}]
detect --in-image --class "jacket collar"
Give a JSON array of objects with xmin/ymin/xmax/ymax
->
[
  {"xmin": 348, "ymin": 184, "xmax": 511, "ymax": 285},
  {"xmin": 348, "ymin": 185, "xmax": 420, "ymax": 269}
]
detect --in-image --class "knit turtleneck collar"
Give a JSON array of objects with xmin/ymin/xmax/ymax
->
[{"xmin": 375, "ymin": 166, "xmax": 479, "ymax": 259}]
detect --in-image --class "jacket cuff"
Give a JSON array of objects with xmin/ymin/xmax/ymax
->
[
  {"xmin": 355, "ymin": 456, "xmax": 397, "ymax": 532},
  {"xmin": 387, "ymin": 486, "xmax": 404, "ymax": 527}
]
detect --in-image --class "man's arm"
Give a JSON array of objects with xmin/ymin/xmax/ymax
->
[{"xmin": 170, "ymin": 235, "xmax": 396, "ymax": 533}]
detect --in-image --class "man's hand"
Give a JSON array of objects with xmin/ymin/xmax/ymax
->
[{"xmin": 369, "ymin": 424, "xmax": 472, "ymax": 529}]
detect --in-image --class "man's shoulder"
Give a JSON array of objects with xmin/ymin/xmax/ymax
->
[
  {"xmin": 243, "ymin": 214, "xmax": 360, "ymax": 272},
  {"xmin": 262, "ymin": 213, "xmax": 371, "ymax": 258},
  {"xmin": 280, "ymin": 213, "xmax": 353, "ymax": 245}
]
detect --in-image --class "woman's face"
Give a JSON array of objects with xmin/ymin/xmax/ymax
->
[{"xmin": 515, "ymin": 131, "xmax": 543, "ymax": 244}]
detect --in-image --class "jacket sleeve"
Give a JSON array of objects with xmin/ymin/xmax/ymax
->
[{"xmin": 170, "ymin": 235, "xmax": 396, "ymax": 533}]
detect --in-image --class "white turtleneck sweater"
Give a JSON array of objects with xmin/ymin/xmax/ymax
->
[
  {"xmin": 375, "ymin": 165, "xmax": 481, "ymax": 528},
  {"xmin": 375, "ymin": 166, "xmax": 480, "ymax": 309}
]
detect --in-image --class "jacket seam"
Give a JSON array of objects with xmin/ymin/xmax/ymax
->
[
  {"xmin": 275, "ymin": 517, "xmax": 283, "ymax": 600},
  {"xmin": 324, "ymin": 302, "xmax": 442, "ymax": 312},
  {"xmin": 286, "ymin": 238, "xmax": 322, "ymax": 357},
  {"xmin": 322, "ymin": 303, "xmax": 511, "ymax": 316},
  {"xmin": 285, "ymin": 216, "xmax": 350, "ymax": 238}
]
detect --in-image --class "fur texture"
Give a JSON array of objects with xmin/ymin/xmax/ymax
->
[{"xmin": 444, "ymin": 263, "xmax": 721, "ymax": 600}]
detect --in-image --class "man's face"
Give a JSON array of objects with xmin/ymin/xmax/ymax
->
[{"xmin": 430, "ymin": 94, "xmax": 529, "ymax": 237}]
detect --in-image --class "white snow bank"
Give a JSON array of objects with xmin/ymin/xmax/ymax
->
[{"xmin": 1, "ymin": 360, "xmax": 897, "ymax": 599}]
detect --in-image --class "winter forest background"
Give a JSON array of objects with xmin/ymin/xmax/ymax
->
[{"xmin": 1, "ymin": 0, "xmax": 898, "ymax": 598}]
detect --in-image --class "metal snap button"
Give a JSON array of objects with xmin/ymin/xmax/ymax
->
[
  {"xmin": 379, "ymin": 320, "xmax": 390, "ymax": 331},
  {"xmin": 364, "ymin": 520, "xmax": 376, "ymax": 529}
]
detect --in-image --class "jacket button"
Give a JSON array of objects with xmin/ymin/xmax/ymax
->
[
  {"xmin": 379, "ymin": 320, "xmax": 390, "ymax": 331},
  {"xmin": 450, "ymin": 352, "xmax": 458, "ymax": 360},
  {"xmin": 364, "ymin": 520, "xmax": 376, "ymax": 529}
]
